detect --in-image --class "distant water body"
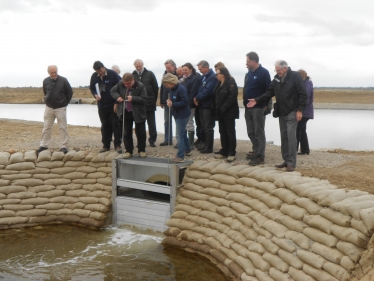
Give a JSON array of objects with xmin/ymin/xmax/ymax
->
[{"xmin": 0, "ymin": 104, "xmax": 373, "ymax": 151}]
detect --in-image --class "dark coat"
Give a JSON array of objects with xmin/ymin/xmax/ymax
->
[
  {"xmin": 195, "ymin": 69, "xmax": 218, "ymax": 109},
  {"xmin": 303, "ymin": 78, "xmax": 314, "ymax": 119},
  {"xmin": 256, "ymin": 67, "xmax": 307, "ymax": 116},
  {"xmin": 43, "ymin": 75, "xmax": 73, "ymax": 109},
  {"xmin": 170, "ymin": 84, "xmax": 190, "ymax": 119},
  {"xmin": 132, "ymin": 68, "xmax": 159, "ymax": 112},
  {"xmin": 89, "ymin": 68, "xmax": 120, "ymax": 109},
  {"xmin": 110, "ymin": 81, "xmax": 147, "ymax": 123},
  {"xmin": 181, "ymin": 73, "xmax": 201, "ymax": 108},
  {"xmin": 212, "ymin": 77, "xmax": 239, "ymax": 120}
]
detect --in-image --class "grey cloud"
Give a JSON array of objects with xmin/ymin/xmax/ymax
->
[{"xmin": 254, "ymin": 13, "xmax": 374, "ymax": 46}]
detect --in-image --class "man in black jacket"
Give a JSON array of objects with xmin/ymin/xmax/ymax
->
[
  {"xmin": 110, "ymin": 73, "xmax": 147, "ymax": 159},
  {"xmin": 36, "ymin": 65, "xmax": 73, "ymax": 155},
  {"xmin": 247, "ymin": 60, "xmax": 307, "ymax": 171},
  {"xmin": 132, "ymin": 59, "xmax": 159, "ymax": 147},
  {"xmin": 89, "ymin": 61, "xmax": 121, "ymax": 153}
]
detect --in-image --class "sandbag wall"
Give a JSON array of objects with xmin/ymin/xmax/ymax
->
[
  {"xmin": 0, "ymin": 150, "xmax": 116, "ymax": 229},
  {"xmin": 162, "ymin": 161, "xmax": 374, "ymax": 281}
]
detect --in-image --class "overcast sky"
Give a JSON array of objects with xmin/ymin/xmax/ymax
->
[{"xmin": 1, "ymin": 0, "xmax": 373, "ymax": 88}]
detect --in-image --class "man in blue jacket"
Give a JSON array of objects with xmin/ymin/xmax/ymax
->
[
  {"xmin": 89, "ymin": 61, "xmax": 121, "ymax": 153},
  {"xmin": 244, "ymin": 52, "xmax": 271, "ymax": 166},
  {"xmin": 194, "ymin": 60, "xmax": 218, "ymax": 153}
]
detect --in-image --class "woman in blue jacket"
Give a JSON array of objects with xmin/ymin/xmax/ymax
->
[
  {"xmin": 297, "ymin": 69, "xmax": 314, "ymax": 155},
  {"xmin": 162, "ymin": 73, "xmax": 191, "ymax": 162}
]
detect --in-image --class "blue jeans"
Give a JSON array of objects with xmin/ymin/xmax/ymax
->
[
  {"xmin": 164, "ymin": 106, "xmax": 173, "ymax": 143},
  {"xmin": 175, "ymin": 116, "xmax": 190, "ymax": 158}
]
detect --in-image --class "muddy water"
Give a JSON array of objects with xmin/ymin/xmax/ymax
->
[{"xmin": 0, "ymin": 225, "xmax": 230, "ymax": 281}]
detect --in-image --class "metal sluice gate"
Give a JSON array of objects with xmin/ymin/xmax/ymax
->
[{"xmin": 111, "ymin": 157, "xmax": 193, "ymax": 232}]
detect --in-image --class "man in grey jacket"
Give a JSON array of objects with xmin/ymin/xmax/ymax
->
[
  {"xmin": 111, "ymin": 73, "xmax": 147, "ymax": 159},
  {"xmin": 247, "ymin": 60, "xmax": 307, "ymax": 171},
  {"xmin": 36, "ymin": 65, "xmax": 73, "ymax": 154}
]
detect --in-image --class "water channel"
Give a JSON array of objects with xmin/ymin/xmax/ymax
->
[
  {"xmin": 0, "ymin": 104, "xmax": 373, "ymax": 151},
  {"xmin": 0, "ymin": 103, "xmax": 373, "ymax": 280}
]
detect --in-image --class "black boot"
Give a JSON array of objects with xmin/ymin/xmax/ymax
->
[
  {"xmin": 188, "ymin": 131, "xmax": 195, "ymax": 150},
  {"xmin": 200, "ymin": 132, "xmax": 214, "ymax": 154}
]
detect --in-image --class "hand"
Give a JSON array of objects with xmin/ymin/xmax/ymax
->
[
  {"xmin": 296, "ymin": 111, "xmax": 303, "ymax": 121},
  {"xmin": 166, "ymin": 99, "xmax": 172, "ymax": 108},
  {"xmin": 114, "ymin": 104, "xmax": 118, "ymax": 113},
  {"xmin": 94, "ymin": 94, "xmax": 101, "ymax": 101},
  {"xmin": 160, "ymin": 104, "xmax": 164, "ymax": 109},
  {"xmin": 247, "ymin": 99, "xmax": 257, "ymax": 108},
  {"xmin": 194, "ymin": 100, "xmax": 199, "ymax": 106},
  {"xmin": 127, "ymin": 96, "xmax": 133, "ymax": 102},
  {"xmin": 117, "ymin": 97, "xmax": 124, "ymax": 102}
]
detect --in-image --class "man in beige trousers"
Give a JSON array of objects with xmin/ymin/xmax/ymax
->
[{"xmin": 36, "ymin": 65, "xmax": 73, "ymax": 154}]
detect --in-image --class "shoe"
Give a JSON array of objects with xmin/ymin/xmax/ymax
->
[
  {"xmin": 174, "ymin": 143, "xmax": 178, "ymax": 149},
  {"xmin": 160, "ymin": 141, "xmax": 173, "ymax": 146},
  {"xmin": 226, "ymin": 156, "xmax": 236, "ymax": 162},
  {"xmin": 149, "ymin": 143, "xmax": 156, "ymax": 147},
  {"xmin": 286, "ymin": 166, "xmax": 295, "ymax": 172},
  {"xmin": 275, "ymin": 162, "xmax": 287, "ymax": 168},
  {"xmin": 249, "ymin": 157, "xmax": 264, "ymax": 166},
  {"xmin": 214, "ymin": 154, "xmax": 227, "ymax": 159},
  {"xmin": 60, "ymin": 147, "xmax": 68, "ymax": 154},
  {"xmin": 36, "ymin": 146, "xmax": 48, "ymax": 154},
  {"xmin": 200, "ymin": 132, "xmax": 214, "ymax": 154},
  {"xmin": 115, "ymin": 146, "xmax": 123, "ymax": 154},
  {"xmin": 122, "ymin": 152, "xmax": 132, "ymax": 159},
  {"xmin": 298, "ymin": 152, "xmax": 309, "ymax": 155},
  {"xmin": 100, "ymin": 147, "xmax": 109, "ymax": 153},
  {"xmin": 193, "ymin": 139, "xmax": 201, "ymax": 146},
  {"xmin": 185, "ymin": 151, "xmax": 192, "ymax": 156},
  {"xmin": 246, "ymin": 151, "xmax": 255, "ymax": 160},
  {"xmin": 171, "ymin": 157, "xmax": 184, "ymax": 163},
  {"xmin": 214, "ymin": 150, "xmax": 222, "ymax": 154},
  {"xmin": 139, "ymin": 152, "xmax": 147, "ymax": 158},
  {"xmin": 197, "ymin": 142, "xmax": 205, "ymax": 150}
]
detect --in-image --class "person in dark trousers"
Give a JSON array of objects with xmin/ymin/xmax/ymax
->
[
  {"xmin": 212, "ymin": 67, "xmax": 239, "ymax": 162},
  {"xmin": 89, "ymin": 61, "xmax": 121, "ymax": 153},
  {"xmin": 247, "ymin": 60, "xmax": 307, "ymax": 172},
  {"xmin": 181, "ymin": 62, "xmax": 201, "ymax": 149},
  {"xmin": 36, "ymin": 65, "xmax": 73, "ymax": 155},
  {"xmin": 110, "ymin": 73, "xmax": 147, "ymax": 159},
  {"xmin": 159, "ymin": 59, "xmax": 178, "ymax": 146},
  {"xmin": 194, "ymin": 60, "xmax": 218, "ymax": 154},
  {"xmin": 297, "ymin": 69, "xmax": 314, "ymax": 155},
  {"xmin": 162, "ymin": 73, "xmax": 191, "ymax": 163},
  {"xmin": 132, "ymin": 59, "xmax": 159, "ymax": 147},
  {"xmin": 244, "ymin": 52, "xmax": 272, "ymax": 166}
]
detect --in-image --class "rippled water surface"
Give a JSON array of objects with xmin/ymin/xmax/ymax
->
[{"xmin": 0, "ymin": 225, "xmax": 230, "ymax": 281}]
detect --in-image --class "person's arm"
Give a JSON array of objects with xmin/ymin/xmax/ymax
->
[
  {"xmin": 65, "ymin": 78, "xmax": 73, "ymax": 104},
  {"xmin": 172, "ymin": 88, "xmax": 188, "ymax": 108},
  {"xmin": 110, "ymin": 82, "xmax": 122, "ymax": 102},
  {"xmin": 42, "ymin": 80, "xmax": 47, "ymax": 96},
  {"xmin": 151, "ymin": 72, "xmax": 159, "ymax": 102},
  {"xmin": 195, "ymin": 77, "xmax": 218, "ymax": 101},
  {"xmin": 220, "ymin": 80, "xmax": 238, "ymax": 112},
  {"xmin": 248, "ymin": 80, "xmax": 275, "ymax": 108}
]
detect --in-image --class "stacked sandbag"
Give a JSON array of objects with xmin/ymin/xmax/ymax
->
[
  {"xmin": 163, "ymin": 160, "xmax": 374, "ymax": 281},
  {"xmin": 0, "ymin": 149, "xmax": 117, "ymax": 229}
]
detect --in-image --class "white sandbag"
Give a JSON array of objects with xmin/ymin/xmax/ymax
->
[
  {"xmin": 278, "ymin": 249, "xmax": 303, "ymax": 269},
  {"xmin": 186, "ymin": 170, "xmax": 211, "ymax": 179},
  {"xmin": 239, "ymin": 225, "xmax": 259, "ymax": 241},
  {"xmin": 200, "ymin": 161, "xmax": 221, "ymax": 172},
  {"xmin": 36, "ymin": 161, "xmax": 64, "ymax": 169},
  {"xmin": 56, "ymin": 184, "xmax": 83, "ymax": 191},
  {"xmin": 330, "ymin": 225, "xmax": 369, "ymax": 248},
  {"xmin": 230, "ymin": 202, "xmax": 252, "ymax": 214},
  {"xmin": 254, "ymin": 269, "xmax": 275, "ymax": 281},
  {"xmin": 6, "ymin": 162, "xmax": 35, "ymax": 171},
  {"xmin": 37, "ymin": 150, "xmax": 51, "ymax": 162},
  {"xmin": 247, "ymin": 252, "xmax": 271, "ymax": 272},
  {"xmin": 271, "ymin": 188, "xmax": 299, "ymax": 205},
  {"xmin": 319, "ymin": 190, "xmax": 368, "ymax": 207},
  {"xmin": 20, "ymin": 197, "xmax": 50, "ymax": 205},
  {"xmin": 88, "ymin": 190, "xmax": 111, "ymax": 199},
  {"xmin": 7, "ymin": 191, "xmax": 37, "ymax": 200},
  {"xmin": 234, "ymin": 255, "xmax": 256, "ymax": 276},
  {"xmin": 17, "ymin": 209, "xmax": 47, "ymax": 217},
  {"xmin": 303, "ymin": 227, "xmax": 339, "ymax": 248},
  {"xmin": 255, "ymin": 181, "xmax": 278, "ymax": 193},
  {"xmin": 234, "ymin": 214, "xmax": 254, "ymax": 227},
  {"xmin": 271, "ymin": 237, "xmax": 297, "ymax": 253},
  {"xmin": 87, "ymin": 172, "xmax": 107, "ymax": 179},
  {"xmin": 262, "ymin": 220, "xmax": 289, "ymax": 239},
  {"xmin": 263, "ymin": 253, "xmax": 289, "ymax": 273},
  {"xmin": 294, "ymin": 198, "xmax": 322, "ymax": 215},
  {"xmin": 211, "ymin": 162, "xmax": 234, "ymax": 174},
  {"xmin": 97, "ymin": 166, "xmax": 112, "ymax": 174},
  {"xmin": 359, "ymin": 207, "xmax": 374, "ymax": 232},
  {"xmin": 219, "ymin": 183, "xmax": 245, "ymax": 193},
  {"xmin": 50, "ymin": 196, "xmax": 79, "ymax": 204},
  {"xmin": 171, "ymin": 211, "xmax": 188, "ymax": 219},
  {"xmin": 76, "ymin": 166, "xmax": 97, "ymax": 173},
  {"xmin": 182, "ymin": 183, "xmax": 202, "ymax": 193},
  {"xmin": 343, "ymin": 200, "xmax": 374, "ymax": 220},
  {"xmin": 64, "ymin": 202, "xmax": 85, "ymax": 209},
  {"xmin": 175, "ymin": 204, "xmax": 200, "ymax": 215},
  {"xmin": 0, "ymin": 185, "xmax": 27, "ymax": 194},
  {"xmin": 269, "ymin": 267, "xmax": 292, "ymax": 281},
  {"xmin": 264, "ymin": 209, "xmax": 284, "ymax": 221},
  {"xmin": 217, "ymin": 206, "xmax": 238, "ymax": 218},
  {"xmin": 290, "ymin": 181, "xmax": 332, "ymax": 197},
  {"xmin": 226, "ymin": 229, "xmax": 247, "ymax": 245},
  {"xmin": 38, "ymin": 189, "xmax": 65, "ymax": 198},
  {"xmin": 200, "ymin": 187, "xmax": 228, "ymax": 198},
  {"xmin": 340, "ymin": 256, "xmax": 355, "ymax": 272},
  {"xmin": 323, "ymin": 262, "xmax": 350, "ymax": 281},
  {"xmin": 0, "ymin": 210, "xmax": 15, "ymax": 218},
  {"xmin": 179, "ymin": 189, "xmax": 209, "ymax": 201},
  {"xmin": 221, "ymin": 218, "xmax": 242, "ymax": 231},
  {"xmin": 51, "ymin": 151, "xmax": 65, "ymax": 161},
  {"xmin": 302, "ymin": 264, "xmax": 338, "ymax": 281},
  {"xmin": 280, "ymin": 204, "xmax": 307, "ymax": 220},
  {"xmin": 244, "ymin": 240, "xmax": 266, "ymax": 255},
  {"xmin": 46, "ymin": 209, "xmax": 73, "ymax": 216},
  {"xmin": 0, "ymin": 152, "xmax": 10, "ymax": 165},
  {"xmin": 0, "ymin": 217, "xmax": 28, "ymax": 225},
  {"xmin": 297, "ymin": 250, "xmax": 326, "ymax": 269},
  {"xmin": 84, "ymin": 204, "xmax": 110, "ymax": 213},
  {"xmin": 0, "ymin": 199, "xmax": 21, "ymax": 205},
  {"xmin": 277, "ymin": 215, "xmax": 307, "ymax": 233},
  {"xmin": 50, "ymin": 167, "xmax": 76, "ymax": 174},
  {"xmin": 288, "ymin": 267, "xmax": 316, "ymax": 281},
  {"xmin": 257, "ymin": 235, "xmax": 279, "ymax": 255},
  {"xmin": 209, "ymin": 196, "xmax": 231, "ymax": 207},
  {"xmin": 177, "ymin": 196, "xmax": 191, "ymax": 205},
  {"xmin": 258, "ymin": 193, "xmax": 283, "ymax": 210},
  {"xmin": 311, "ymin": 242, "xmax": 344, "ymax": 264},
  {"xmin": 186, "ymin": 215, "xmax": 210, "ymax": 226},
  {"xmin": 253, "ymin": 222, "xmax": 273, "ymax": 239},
  {"xmin": 199, "ymin": 210, "xmax": 223, "ymax": 223},
  {"xmin": 9, "ymin": 152, "xmax": 24, "ymax": 164},
  {"xmin": 248, "ymin": 211, "xmax": 269, "ymax": 227},
  {"xmin": 88, "ymin": 162, "xmax": 107, "ymax": 168},
  {"xmin": 64, "ymin": 161, "xmax": 88, "ymax": 167},
  {"xmin": 206, "ymin": 221, "xmax": 230, "ymax": 234},
  {"xmin": 303, "ymin": 215, "xmax": 333, "ymax": 234},
  {"xmin": 225, "ymin": 192, "xmax": 252, "ymax": 204},
  {"xmin": 244, "ymin": 187, "xmax": 266, "ymax": 199},
  {"xmin": 12, "ymin": 178, "xmax": 43, "ymax": 187},
  {"xmin": 351, "ymin": 218, "xmax": 371, "ymax": 236},
  {"xmin": 35, "ymin": 203, "xmax": 64, "ymax": 210},
  {"xmin": 63, "ymin": 172, "xmax": 87, "ymax": 180},
  {"xmin": 32, "ymin": 173, "xmax": 62, "ymax": 180},
  {"xmin": 246, "ymin": 199, "xmax": 270, "ymax": 214},
  {"xmin": 44, "ymin": 178, "xmax": 71, "ymax": 186},
  {"xmin": 225, "ymin": 165, "xmax": 248, "ymax": 178},
  {"xmin": 89, "ymin": 211, "xmax": 106, "ymax": 221},
  {"xmin": 236, "ymin": 166, "xmax": 261, "ymax": 177},
  {"xmin": 319, "ymin": 208, "xmax": 351, "ymax": 227},
  {"xmin": 285, "ymin": 231, "xmax": 310, "ymax": 250},
  {"xmin": 210, "ymin": 174, "xmax": 237, "ymax": 185},
  {"xmin": 248, "ymin": 167, "xmax": 277, "ymax": 181},
  {"xmin": 237, "ymin": 177, "xmax": 260, "ymax": 188}
]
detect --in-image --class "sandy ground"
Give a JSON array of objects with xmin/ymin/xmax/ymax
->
[{"xmin": 1, "ymin": 118, "xmax": 374, "ymax": 195}]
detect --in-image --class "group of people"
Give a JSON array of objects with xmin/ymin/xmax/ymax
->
[{"xmin": 36, "ymin": 52, "xmax": 314, "ymax": 171}]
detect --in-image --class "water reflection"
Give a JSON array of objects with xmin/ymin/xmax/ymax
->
[
  {"xmin": 0, "ymin": 104, "xmax": 373, "ymax": 151},
  {"xmin": 0, "ymin": 225, "xmax": 229, "ymax": 281}
]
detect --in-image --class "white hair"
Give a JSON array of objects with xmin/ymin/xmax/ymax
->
[
  {"xmin": 275, "ymin": 60, "xmax": 288, "ymax": 68},
  {"xmin": 47, "ymin": 65, "xmax": 58, "ymax": 72},
  {"xmin": 134, "ymin": 59, "xmax": 144, "ymax": 66},
  {"xmin": 111, "ymin": 65, "xmax": 120, "ymax": 74}
]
